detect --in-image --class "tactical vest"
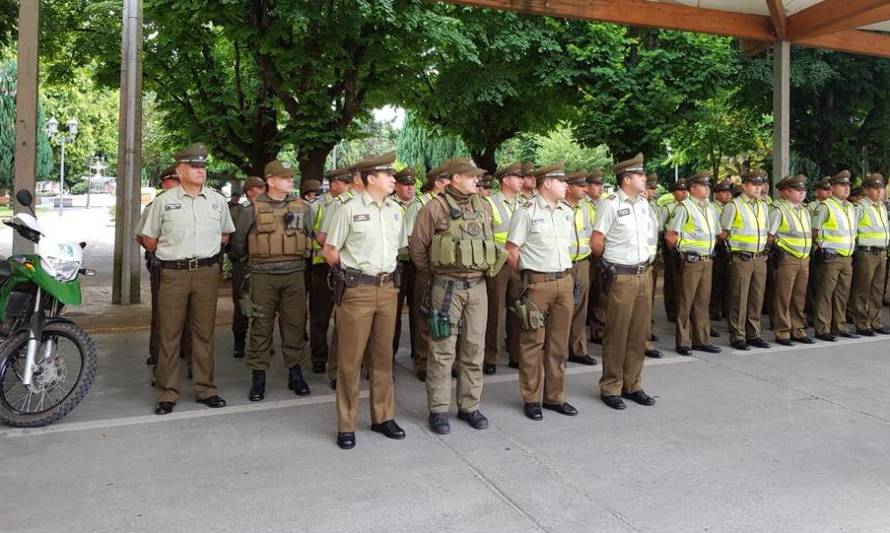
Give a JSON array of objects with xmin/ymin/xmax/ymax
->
[
  {"xmin": 677, "ymin": 198, "xmax": 717, "ymax": 255},
  {"xmin": 774, "ymin": 200, "xmax": 812, "ymax": 259},
  {"xmin": 248, "ymin": 196, "xmax": 310, "ymax": 263},
  {"xmin": 484, "ymin": 192, "xmax": 517, "ymax": 245},
  {"xmin": 818, "ymin": 197, "xmax": 855, "ymax": 256},
  {"xmin": 430, "ymin": 193, "xmax": 497, "ymax": 273},
  {"xmin": 569, "ymin": 200, "xmax": 595, "ymax": 262},
  {"xmin": 856, "ymin": 199, "xmax": 889, "ymax": 248},
  {"xmin": 727, "ymin": 196, "xmax": 768, "ymax": 253}
]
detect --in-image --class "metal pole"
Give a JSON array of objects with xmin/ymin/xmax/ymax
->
[
  {"xmin": 13, "ymin": 0, "xmax": 39, "ymax": 254},
  {"xmin": 58, "ymin": 136, "xmax": 65, "ymax": 215}
]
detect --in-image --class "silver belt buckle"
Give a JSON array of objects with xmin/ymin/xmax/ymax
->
[
  {"xmin": 188, "ymin": 258, "xmax": 199, "ymax": 271},
  {"xmin": 636, "ymin": 265, "xmax": 645, "ymax": 275}
]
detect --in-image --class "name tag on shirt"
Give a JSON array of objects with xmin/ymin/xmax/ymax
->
[
  {"xmin": 353, "ymin": 214, "xmax": 370, "ymax": 222},
  {"xmin": 618, "ymin": 208, "xmax": 631, "ymax": 217},
  {"xmin": 165, "ymin": 204, "xmax": 181, "ymax": 211}
]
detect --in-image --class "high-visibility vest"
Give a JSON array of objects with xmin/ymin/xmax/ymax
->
[
  {"xmin": 311, "ymin": 192, "xmax": 337, "ymax": 265},
  {"xmin": 818, "ymin": 197, "xmax": 856, "ymax": 257},
  {"xmin": 727, "ymin": 196, "xmax": 768, "ymax": 253},
  {"xmin": 856, "ymin": 199, "xmax": 889, "ymax": 248},
  {"xmin": 774, "ymin": 199, "xmax": 812, "ymax": 259},
  {"xmin": 568, "ymin": 199, "xmax": 595, "ymax": 262},
  {"xmin": 484, "ymin": 192, "xmax": 516, "ymax": 245},
  {"xmin": 677, "ymin": 198, "xmax": 717, "ymax": 255}
]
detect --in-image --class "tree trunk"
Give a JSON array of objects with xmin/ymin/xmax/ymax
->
[
  {"xmin": 299, "ymin": 145, "xmax": 331, "ymax": 183},
  {"xmin": 471, "ymin": 147, "xmax": 497, "ymax": 175}
]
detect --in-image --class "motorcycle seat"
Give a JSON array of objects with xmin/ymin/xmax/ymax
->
[{"xmin": 0, "ymin": 261, "xmax": 10, "ymax": 284}]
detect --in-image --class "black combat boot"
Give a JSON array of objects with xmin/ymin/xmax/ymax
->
[
  {"xmin": 288, "ymin": 366, "xmax": 310, "ymax": 396},
  {"xmin": 249, "ymin": 370, "xmax": 265, "ymax": 402}
]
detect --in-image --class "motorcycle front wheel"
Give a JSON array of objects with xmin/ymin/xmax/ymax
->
[{"xmin": 0, "ymin": 321, "xmax": 98, "ymax": 427}]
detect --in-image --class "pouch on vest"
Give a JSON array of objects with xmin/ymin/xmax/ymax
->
[
  {"xmin": 471, "ymin": 240, "xmax": 485, "ymax": 268},
  {"xmin": 255, "ymin": 210, "xmax": 276, "ymax": 233},
  {"xmin": 439, "ymin": 238, "xmax": 457, "ymax": 266},
  {"xmin": 459, "ymin": 239, "xmax": 473, "ymax": 268}
]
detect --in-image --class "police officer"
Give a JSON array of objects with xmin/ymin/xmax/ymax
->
[
  {"xmin": 850, "ymin": 173, "xmax": 890, "ymax": 336},
  {"xmin": 393, "ymin": 167, "xmax": 418, "ymax": 359},
  {"xmin": 324, "ymin": 153, "xmax": 407, "ymax": 450},
  {"xmin": 643, "ymin": 174, "xmax": 665, "ymax": 359},
  {"xmin": 300, "ymin": 179, "xmax": 322, "ymax": 203},
  {"xmin": 309, "ymin": 167, "xmax": 352, "ymax": 379},
  {"xmin": 720, "ymin": 170, "xmax": 771, "ymax": 350},
  {"xmin": 768, "ymin": 175, "xmax": 814, "ymax": 345},
  {"xmin": 228, "ymin": 175, "xmax": 266, "ymax": 360},
  {"xmin": 811, "ymin": 170, "xmax": 858, "ymax": 341},
  {"xmin": 137, "ymin": 144, "xmax": 235, "ymax": 415},
  {"xmin": 506, "ymin": 162, "xmax": 578, "ymax": 421},
  {"xmin": 805, "ymin": 177, "xmax": 833, "ymax": 322},
  {"xmin": 710, "ymin": 180, "xmax": 733, "ymax": 321},
  {"xmin": 586, "ymin": 170, "xmax": 608, "ymax": 344},
  {"xmin": 665, "ymin": 171, "xmax": 721, "ymax": 355},
  {"xmin": 591, "ymin": 153, "xmax": 658, "ymax": 410},
  {"xmin": 405, "ymin": 164, "xmax": 451, "ymax": 381},
  {"xmin": 662, "ymin": 179, "xmax": 688, "ymax": 323},
  {"xmin": 477, "ymin": 175, "xmax": 493, "ymax": 197},
  {"xmin": 565, "ymin": 170, "xmax": 597, "ymax": 365},
  {"xmin": 519, "ymin": 161, "xmax": 537, "ymax": 199},
  {"xmin": 410, "ymin": 158, "xmax": 496, "ymax": 434},
  {"xmin": 483, "ymin": 162, "xmax": 524, "ymax": 374},
  {"xmin": 230, "ymin": 160, "xmax": 313, "ymax": 401}
]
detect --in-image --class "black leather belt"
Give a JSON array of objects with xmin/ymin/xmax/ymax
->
[
  {"xmin": 345, "ymin": 270, "xmax": 395, "ymax": 287},
  {"xmin": 731, "ymin": 251, "xmax": 765, "ymax": 260},
  {"xmin": 433, "ymin": 275, "xmax": 484, "ymax": 290},
  {"xmin": 857, "ymin": 246, "xmax": 887, "ymax": 254},
  {"xmin": 159, "ymin": 254, "xmax": 221, "ymax": 271},
  {"xmin": 610, "ymin": 262, "xmax": 651, "ymax": 275},
  {"xmin": 523, "ymin": 269, "xmax": 572, "ymax": 283},
  {"xmin": 682, "ymin": 253, "xmax": 712, "ymax": 262}
]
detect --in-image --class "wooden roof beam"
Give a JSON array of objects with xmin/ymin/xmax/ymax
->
[
  {"xmin": 440, "ymin": 0, "xmax": 776, "ymax": 41},
  {"xmin": 787, "ymin": 0, "xmax": 890, "ymax": 40},
  {"xmin": 795, "ymin": 28, "xmax": 890, "ymax": 58},
  {"xmin": 765, "ymin": 0, "xmax": 787, "ymax": 39}
]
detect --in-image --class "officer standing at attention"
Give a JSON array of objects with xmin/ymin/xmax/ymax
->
[
  {"xmin": 565, "ymin": 170, "xmax": 597, "ymax": 366},
  {"xmin": 323, "ymin": 153, "xmax": 407, "ymax": 450},
  {"xmin": 410, "ymin": 158, "xmax": 496, "ymax": 434},
  {"xmin": 586, "ymin": 170, "xmax": 608, "ymax": 345},
  {"xmin": 811, "ymin": 170, "xmax": 858, "ymax": 341},
  {"xmin": 710, "ymin": 180, "xmax": 733, "ymax": 321},
  {"xmin": 850, "ymin": 174, "xmax": 890, "ymax": 336},
  {"xmin": 665, "ymin": 172, "xmax": 721, "ymax": 355},
  {"xmin": 300, "ymin": 179, "xmax": 322, "ymax": 203},
  {"xmin": 506, "ymin": 162, "xmax": 578, "ymax": 421},
  {"xmin": 661, "ymin": 179, "xmax": 688, "ymax": 323},
  {"xmin": 643, "ymin": 174, "xmax": 664, "ymax": 359},
  {"xmin": 720, "ymin": 170, "xmax": 771, "ymax": 351},
  {"xmin": 591, "ymin": 153, "xmax": 658, "ymax": 410},
  {"xmin": 768, "ymin": 175, "xmax": 814, "ymax": 345},
  {"xmin": 230, "ymin": 160, "xmax": 313, "ymax": 401},
  {"xmin": 483, "ymin": 162, "xmax": 524, "ymax": 374},
  {"xmin": 308, "ymin": 167, "xmax": 352, "ymax": 378},
  {"xmin": 137, "ymin": 144, "xmax": 235, "ymax": 415},
  {"xmin": 519, "ymin": 161, "xmax": 538, "ymax": 199},
  {"xmin": 228, "ymin": 175, "xmax": 266, "ymax": 359},
  {"xmin": 392, "ymin": 167, "xmax": 418, "ymax": 359}
]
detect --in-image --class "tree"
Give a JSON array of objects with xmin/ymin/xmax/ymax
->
[
  {"xmin": 401, "ymin": 9, "xmax": 581, "ymax": 173},
  {"xmin": 396, "ymin": 111, "xmax": 468, "ymax": 175},
  {"xmin": 0, "ymin": 59, "xmax": 54, "ymax": 189}
]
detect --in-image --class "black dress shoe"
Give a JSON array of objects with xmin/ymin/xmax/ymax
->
[
  {"xmin": 329, "ymin": 379, "xmax": 336, "ymax": 390},
  {"xmin": 311, "ymin": 362, "xmax": 326, "ymax": 374},
  {"xmin": 775, "ymin": 338, "xmax": 794, "ymax": 346},
  {"xmin": 568, "ymin": 354, "xmax": 597, "ymax": 366},
  {"xmin": 709, "ymin": 327, "xmax": 720, "ymax": 338},
  {"xmin": 601, "ymin": 395, "xmax": 626, "ymax": 410},
  {"xmin": 371, "ymin": 419, "xmax": 406, "ymax": 440},
  {"xmin": 233, "ymin": 348, "xmax": 245, "ymax": 359},
  {"xmin": 815, "ymin": 333, "xmax": 837, "ymax": 342},
  {"xmin": 693, "ymin": 344, "xmax": 722, "ymax": 353},
  {"xmin": 791, "ymin": 335, "xmax": 815, "ymax": 344},
  {"xmin": 621, "ymin": 390, "xmax": 656, "ymax": 406},
  {"xmin": 676, "ymin": 346, "xmax": 692, "ymax": 356},
  {"xmin": 836, "ymin": 331, "xmax": 859, "ymax": 339},
  {"xmin": 196, "ymin": 396, "xmax": 226, "ymax": 408},
  {"xmin": 873, "ymin": 326, "xmax": 890, "ymax": 335},
  {"xmin": 483, "ymin": 364, "xmax": 496, "ymax": 375},
  {"xmin": 542, "ymin": 402, "xmax": 578, "ymax": 416},
  {"xmin": 457, "ymin": 410, "xmax": 489, "ymax": 430},
  {"xmin": 416, "ymin": 370, "xmax": 427, "ymax": 382},
  {"xmin": 650, "ymin": 333, "xmax": 660, "ymax": 342},
  {"xmin": 645, "ymin": 349, "xmax": 664, "ymax": 359},
  {"xmin": 747, "ymin": 337, "xmax": 770, "ymax": 349},
  {"xmin": 730, "ymin": 340, "xmax": 750, "ymax": 350},
  {"xmin": 288, "ymin": 366, "xmax": 310, "ymax": 396},
  {"xmin": 145, "ymin": 355, "xmax": 156, "ymax": 366},
  {"xmin": 508, "ymin": 361, "xmax": 520, "ymax": 369},
  {"xmin": 591, "ymin": 337, "xmax": 603, "ymax": 345},
  {"xmin": 154, "ymin": 401, "xmax": 175, "ymax": 415},
  {"xmin": 429, "ymin": 412, "xmax": 450, "ymax": 435},
  {"xmin": 248, "ymin": 370, "xmax": 265, "ymax": 402},
  {"xmin": 524, "ymin": 402, "xmax": 543, "ymax": 420},
  {"xmin": 857, "ymin": 329, "xmax": 876, "ymax": 337},
  {"xmin": 337, "ymin": 432, "xmax": 355, "ymax": 450}
]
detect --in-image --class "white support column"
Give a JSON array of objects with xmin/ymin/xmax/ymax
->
[
  {"xmin": 772, "ymin": 40, "xmax": 791, "ymax": 188},
  {"xmin": 13, "ymin": 1, "xmax": 39, "ymax": 254},
  {"xmin": 112, "ymin": 0, "xmax": 144, "ymax": 305}
]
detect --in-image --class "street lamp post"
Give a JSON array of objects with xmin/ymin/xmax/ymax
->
[{"xmin": 46, "ymin": 117, "xmax": 79, "ymax": 215}]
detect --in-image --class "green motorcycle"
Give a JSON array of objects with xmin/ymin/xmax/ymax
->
[{"xmin": 0, "ymin": 190, "xmax": 97, "ymax": 427}]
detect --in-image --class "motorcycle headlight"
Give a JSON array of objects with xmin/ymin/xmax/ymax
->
[
  {"xmin": 38, "ymin": 240, "xmax": 84, "ymax": 282},
  {"xmin": 43, "ymin": 256, "xmax": 81, "ymax": 281}
]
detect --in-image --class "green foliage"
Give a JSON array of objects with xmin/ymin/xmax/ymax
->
[
  {"xmin": 396, "ymin": 111, "xmax": 468, "ymax": 175},
  {"xmin": 333, "ymin": 118, "xmax": 400, "ymax": 168},
  {"xmin": 0, "ymin": 59, "xmax": 54, "ymax": 189},
  {"xmin": 0, "ymin": 0, "xmax": 15, "ymax": 49},
  {"xmin": 530, "ymin": 126, "xmax": 611, "ymax": 172}
]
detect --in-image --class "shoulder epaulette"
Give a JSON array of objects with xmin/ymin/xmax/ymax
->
[
  {"xmin": 606, "ymin": 194, "xmax": 617, "ymax": 201},
  {"xmin": 522, "ymin": 201, "xmax": 533, "ymax": 208}
]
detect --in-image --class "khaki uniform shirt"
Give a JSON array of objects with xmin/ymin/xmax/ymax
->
[
  {"xmin": 326, "ymin": 191, "xmax": 407, "ymax": 275},
  {"xmin": 593, "ymin": 188, "xmax": 657, "ymax": 266},
  {"xmin": 507, "ymin": 195, "xmax": 573, "ymax": 272},
  {"xmin": 137, "ymin": 185, "xmax": 235, "ymax": 261}
]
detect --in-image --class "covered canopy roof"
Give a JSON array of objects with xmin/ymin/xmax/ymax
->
[{"xmin": 445, "ymin": 0, "xmax": 890, "ymax": 58}]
